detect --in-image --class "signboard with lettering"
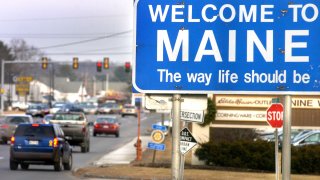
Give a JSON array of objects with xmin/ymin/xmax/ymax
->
[
  {"xmin": 216, "ymin": 110, "xmax": 266, "ymax": 121},
  {"xmin": 15, "ymin": 83, "xmax": 30, "ymax": 96},
  {"xmin": 180, "ymin": 128, "xmax": 197, "ymax": 154},
  {"xmin": 134, "ymin": 0, "xmax": 320, "ymax": 94},
  {"xmin": 180, "ymin": 110, "xmax": 204, "ymax": 123},
  {"xmin": 215, "ymin": 95, "xmax": 320, "ymax": 109}
]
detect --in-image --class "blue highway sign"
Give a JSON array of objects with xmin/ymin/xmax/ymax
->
[
  {"xmin": 147, "ymin": 142, "xmax": 166, "ymax": 151},
  {"xmin": 152, "ymin": 124, "xmax": 167, "ymax": 132},
  {"xmin": 134, "ymin": 0, "xmax": 320, "ymax": 94}
]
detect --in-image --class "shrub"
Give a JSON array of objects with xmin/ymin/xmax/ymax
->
[
  {"xmin": 196, "ymin": 141, "xmax": 320, "ymax": 174},
  {"xmin": 292, "ymin": 145, "xmax": 320, "ymax": 174},
  {"xmin": 195, "ymin": 140, "xmax": 275, "ymax": 171}
]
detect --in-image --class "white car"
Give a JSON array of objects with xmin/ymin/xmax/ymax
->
[{"xmin": 50, "ymin": 103, "xmax": 66, "ymax": 114}]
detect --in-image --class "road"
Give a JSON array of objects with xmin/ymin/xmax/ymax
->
[{"xmin": 0, "ymin": 112, "xmax": 161, "ymax": 180}]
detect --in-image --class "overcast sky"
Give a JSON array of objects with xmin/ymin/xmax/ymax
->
[{"xmin": 0, "ymin": 0, "xmax": 134, "ymax": 64}]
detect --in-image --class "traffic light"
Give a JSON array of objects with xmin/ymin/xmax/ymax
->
[
  {"xmin": 103, "ymin": 57, "xmax": 109, "ymax": 69},
  {"xmin": 97, "ymin": 61, "xmax": 102, "ymax": 72},
  {"xmin": 41, "ymin": 57, "xmax": 48, "ymax": 70},
  {"xmin": 125, "ymin": 62, "xmax": 131, "ymax": 72},
  {"xmin": 73, "ymin": 57, "xmax": 79, "ymax": 69}
]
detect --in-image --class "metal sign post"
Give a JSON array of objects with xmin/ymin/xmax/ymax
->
[
  {"xmin": 266, "ymin": 102, "xmax": 283, "ymax": 180},
  {"xmin": 282, "ymin": 95, "xmax": 292, "ymax": 180},
  {"xmin": 179, "ymin": 122, "xmax": 188, "ymax": 180},
  {"xmin": 275, "ymin": 128, "xmax": 279, "ymax": 180},
  {"xmin": 171, "ymin": 94, "xmax": 181, "ymax": 180}
]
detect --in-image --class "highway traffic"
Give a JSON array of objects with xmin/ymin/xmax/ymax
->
[{"xmin": 0, "ymin": 112, "xmax": 161, "ymax": 180}]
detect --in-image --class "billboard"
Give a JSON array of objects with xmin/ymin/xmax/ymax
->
[{"xmin": 134, "ymin": 0, "xmax": 320, "ymax": 94}]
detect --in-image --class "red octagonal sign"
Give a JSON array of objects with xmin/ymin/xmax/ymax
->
[{"xmin": 266, "ymin": 103, "xmax": 283, "ymax": 128}]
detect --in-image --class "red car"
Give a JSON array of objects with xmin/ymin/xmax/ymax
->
[{"xmin": 93, "ymin": 116, "xmax": 120, "ymax": 137}]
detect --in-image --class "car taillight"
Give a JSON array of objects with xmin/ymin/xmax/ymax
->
[
  {"xmin": 82, "ymin": 126, "xmax": 86, "ymax": 133},
  {"xmin": 32, "ymin": 124, "xmax": 39, "ymax": 127},
  {"xmin": 1, "ymin": 124, "xmax": 9, "ymax": 129},
  {"xmin": 94, "ymin": 123, "xmax": 100, "ymax": 128},
  {"xmin": 10, "ymin": 136, "xmax": 15, "ymax": 145},
  {"xmin": 112, "ymin": 125, "xmax": 117, "ymax": 129},
  {"xmin": 53, "ymin": 137, "xmax": 58, "ymax": 147}
]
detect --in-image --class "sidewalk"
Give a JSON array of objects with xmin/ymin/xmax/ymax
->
[{"xmin": 92, "ymin": 136, "xmax": 150, "ymax": 166}]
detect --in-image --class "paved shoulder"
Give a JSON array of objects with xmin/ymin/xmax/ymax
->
[{"xmin": 93, "ymin": 136, "xmax": 149, "ymax": 166}]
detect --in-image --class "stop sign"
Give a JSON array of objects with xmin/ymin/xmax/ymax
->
[{"xmin": 266, "ymin": 103, "xmax": 283, "ymax": 128}]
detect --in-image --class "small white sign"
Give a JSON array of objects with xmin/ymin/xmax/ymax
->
[
  {"xmin": 180, "ymin": 128, "xmax": 197, "ymax": 155},
  {"xmin": 145, "ymin": 94, "xmax": 207, "ymax": 110},
  {"xmin": 180, "ymin": 110, "xmax": 204, "ymax": 123}
]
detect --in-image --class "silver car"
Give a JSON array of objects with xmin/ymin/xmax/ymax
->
[
  {"xmin": 0, "ymin": 115, "xmax": 33, "ymax": 144},
  {"xmin": 292, "ymin": 130, "xmax": 320, "ymax": 146}
]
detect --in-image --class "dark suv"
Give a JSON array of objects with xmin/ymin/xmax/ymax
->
[
  {"xmin": 10, "ymin": 123, "xmax": 72, "ymax": 171},
  {"xmin": 50, "ymin": 112, "xmax": 90, "ymax": 153}
]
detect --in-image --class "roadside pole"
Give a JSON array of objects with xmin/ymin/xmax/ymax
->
[
  {"xmin": 179, "ymin": 121, "xmax": 189, "ymax": 180},
  {"xmin": 152, "ymin": 113, "xmax": 165, "ymax": 164},
  {"xmin": 172, "ymin": 94, "xmax": 181, "ymax": 180},
  {"xmin": 275, "ymin": 128, "xmax": 279, "ymax": 180},
  {"xmin": 1, "ymin": 60, "xmax": 4, "ymax": 115},
  {"xmin": 282, "ymin": 95, "xmax": 291, "ymax": 180}
]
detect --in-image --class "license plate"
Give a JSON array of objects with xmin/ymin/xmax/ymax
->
[
  {"xmin": 103, "ymin": 125, "xmax": 109, "ymax": 128},
  {"xmin": 29, "ymin": 140, "xmax": 39, "ymax": 145}
]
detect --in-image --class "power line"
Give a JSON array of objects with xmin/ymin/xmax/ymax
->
[
  {"xmin": 45, "ymin": 52, "xmax": 132, "ymax": 55},
  {"xmin": 38, "ymin": 30, "xmax": 132, "ymax": 49}
]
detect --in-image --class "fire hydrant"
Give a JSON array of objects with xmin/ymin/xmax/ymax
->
[{"xmin": 134, "ymin": 138, "xmax": 142, "ymax": 160}]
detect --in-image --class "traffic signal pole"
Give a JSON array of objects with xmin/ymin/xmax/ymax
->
[{"xmin": 1, "ymin": 60, "xmax": 45, "ymax": 114}]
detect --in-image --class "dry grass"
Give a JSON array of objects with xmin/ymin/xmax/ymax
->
[{"xmin": 74, "ymin": 134, "xmax": 320, "ymax": 180}]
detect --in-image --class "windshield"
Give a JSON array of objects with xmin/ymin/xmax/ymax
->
[
  {"xmin": 53, "ymin": 103, "xmax": 65, "ymax": 108},
  {"xmin": 96, "ymin": 117, "xmax": 117, "ymax": 123},
  {"xmin": 53, "ymin": 114, "xmax": 84, "ymax": 121},
  {"xmin": 28, "ymin": 105, "xmax": 42, "ymax": 109},
  {"xmin": 44, "ymin": 115, "xmax": 53, "ymax": 121},
  {"xmin": 5, "ymin": 116, "xmax": 30, "ymax": 124}
]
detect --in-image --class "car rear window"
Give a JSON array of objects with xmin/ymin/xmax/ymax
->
[
  {"xmin": 124, "ymin": 105, "xmax": 135, "ymax": 109},
  {"xmin": 5, "ymin": 116, "xmax": 30, "ymax": 124},
  {"xmin": 96, "ymin": 117, "xmax": 116, "ymax": 123},
  {"xmin": 53, "ymin": 114, "xmax": 84, "ymax": 121},
  {"xmin": 15, "ymin": 125, "xmax": 54, "ymax": 138}
]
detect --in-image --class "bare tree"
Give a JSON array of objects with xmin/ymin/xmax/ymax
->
[{"xmin": 10, "ymin": 39, "xmax": 44, "ymax": 61}]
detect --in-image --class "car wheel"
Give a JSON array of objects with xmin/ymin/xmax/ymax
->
[
  {"xmin": 81, "ymin": 145, "xmax": 86, "ymax": 153},
  {"xmin": 21, "ymin": 163, "xmax": 29, "ymax": 170},
  {"xmin": 93, "ymin": 132, "xmax": 97, "ymax": 137},
  {"xmin": 121, "ymin": 114, "xmax": 125, "ymax": 117},
  {"xmin": 86, "ymin": 143, "xmax": 90, "ymax": 152},
  {"xmin": 54, "ymin": 156, "xmax": 63, "ymax": 171},
  {"xmin": 115, "ymin": 132, "xmax": 119, "ymax": 138},
  {"xmin": 63, "ymin": 154, "xmax": 72, "ymax": 170},
  {"xmin": 10, "ymin": 160, "xmax": 18, "ymax": 170},
  {"xmin": 81, "ymin": 141, "xmax": 89, "ymax": 153}
]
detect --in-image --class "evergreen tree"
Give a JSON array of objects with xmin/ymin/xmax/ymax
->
[{"xmin": 201, "ymin": 98, "xmax": 216, "ymax": 127}]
